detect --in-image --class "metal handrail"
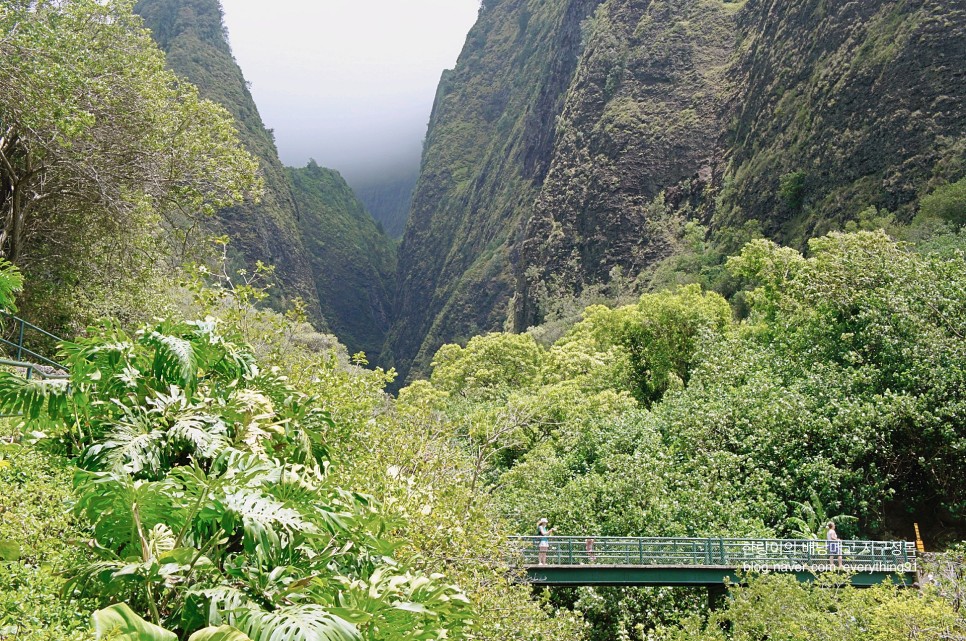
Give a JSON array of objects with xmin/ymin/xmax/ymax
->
[
  {"xmin": 0, "ymin": 311, "xmax": 65, "ymax": 370},
  {"xmin": 508, "ymin": 536, "xmax": 916, "ymax": 571},
  {"xmin": 0, "ymin": 358, "xmax": 69, "ymax": 381}
]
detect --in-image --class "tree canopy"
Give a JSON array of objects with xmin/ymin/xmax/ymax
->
[{"xmin": 0, "ymin": 0, "xmax": 259, "ymax": 323}]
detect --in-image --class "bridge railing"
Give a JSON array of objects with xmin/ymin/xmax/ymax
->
[
  {"xmin": 0, "ymin": 311, "xmax": 65, "ymax": 371},
  {"xmin": 508, "ymin": 536, "xmax": 916, "ymax": 571}
]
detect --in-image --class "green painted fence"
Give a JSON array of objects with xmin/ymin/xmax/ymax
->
[{"xmin": 509, "ymin": 536, "xmax": 916, "ymax": 571}]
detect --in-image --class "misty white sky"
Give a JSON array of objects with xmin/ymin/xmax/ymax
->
[{"xmin": 219, "ymin": 0, "xmax": 480, "ymax": 184}]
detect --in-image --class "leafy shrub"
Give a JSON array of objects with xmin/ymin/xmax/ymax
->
[
  {"xmin": 921, "ymin": 178, "xmax": 966, "ymax": 228},
  {"xmin": 0, "ymin": 319, "xmax": 474, "ymax": 640}
]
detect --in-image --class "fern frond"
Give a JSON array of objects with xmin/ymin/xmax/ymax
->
[
  {"xmin": 0, "ymin": 372, "xmax": 69, "ymax": 421},
  {"xmin": 64, "ymin": 559, "xmax": 129, "ymax": 599},
  {"xmin": 0, "ymin": 259, "xmax": 24, "ymax": 312}
]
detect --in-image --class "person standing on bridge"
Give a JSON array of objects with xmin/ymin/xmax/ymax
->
[
  {"xmin": 537, "ymin": 517, "xmax": 554, "ymax": 565},
  {"xmin": 826, "ymin": 521, "xmax": 843, "ymax": 568}
]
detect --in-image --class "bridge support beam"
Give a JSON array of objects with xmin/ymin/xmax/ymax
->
[{"xmin": 707, "ymin": 584, "xmax": 727, "ymax": 610}]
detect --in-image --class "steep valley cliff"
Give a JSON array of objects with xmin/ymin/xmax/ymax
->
[
  {"xmin": 386, "ymin": 0, "xmax": 602, "ymax": 380},
  {"xmin": 389, "ymin": 0, "xmax": 966, "ymax": 382},
  {"xmin": 289, "ymin": 162, "xmax": 396, "ymax": 359},
  {"xmin": 135, "ymin": 0, "xmax": 397, "ymax": 360},
  {"xmin": 134, "ymin": 0, "xmax": 324, "ymax": 322}
]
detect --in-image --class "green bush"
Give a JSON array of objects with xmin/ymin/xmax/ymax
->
[{"xmin": 921, "ymin": 178, "xmax": 966, "ymax": 228}]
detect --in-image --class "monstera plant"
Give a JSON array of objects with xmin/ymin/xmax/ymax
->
[{"xmin": 0, "ymin": 317, "xmax": 474, "ymax": 641}]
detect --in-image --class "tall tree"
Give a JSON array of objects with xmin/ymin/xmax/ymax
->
[{"xmin": 0, "ymin": 0, "xmax": 259, "ymax": 323}]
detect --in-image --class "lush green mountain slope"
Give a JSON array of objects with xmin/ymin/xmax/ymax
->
[
  {"xmin": 390, "ymin": 0, "xmax": 966, "ymax": 380},
  {"xmin": 349, "ymin": 163, "xmax": 419, "ymax": 239},
  {"xmin": 715, "ymin": 0, "xmax": 966, "ymax": 240},
  {"xmin": 134, "ymin": 0, "xmax": 324, "ymax": 322},
  {"xmin": 519, "ymin": 0, "xmax": 742, "ymax": 326},
  {"xmin": 387, "ymin": 0, "xmax": 602, "ymax": 382},
  {"xmin": 289, "ymin": 162, "xmax": 396, "ymax": 360}
]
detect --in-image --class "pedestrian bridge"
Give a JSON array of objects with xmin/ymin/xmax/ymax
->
[{"xmin": 509, "ymin": 536, "xmax": 917, "ymax": 588}]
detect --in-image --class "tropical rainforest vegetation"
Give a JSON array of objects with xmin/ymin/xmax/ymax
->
[{"xmin": 1, "ymin": 0, "xmax": 965, "ymax": 640}]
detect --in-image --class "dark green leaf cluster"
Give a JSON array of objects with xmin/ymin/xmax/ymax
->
[{"xmin": 0, "ymin": 0, "xmax": 260, "ymax": 330}]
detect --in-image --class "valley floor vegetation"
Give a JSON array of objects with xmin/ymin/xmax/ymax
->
[
  {"xmin": 2, "ymin": 1, "xmax": 966, "ymax": 640},
  {"xmin": 3, "ymin": 224, "xmax": 966, "ymax": 640}
]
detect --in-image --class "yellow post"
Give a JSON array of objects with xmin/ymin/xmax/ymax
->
[{"xmin": 913, "ymin": 523, "xmax": 925, "ymax": 553}]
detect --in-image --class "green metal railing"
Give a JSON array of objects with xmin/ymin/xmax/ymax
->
[
  {"xmin": 0, "ymin": 357, "xmax": 69, "ymax": 382},
  {"xmin": 0, "ymin": 311, "xmax": 65, "ymax": 371},
  {"xmin": 0, "ymin": 313, "xmax": 68, "ymax": 417},
  {"xmin": 509, "ymin": 536, "xmax": 916, "ymax": 571}
]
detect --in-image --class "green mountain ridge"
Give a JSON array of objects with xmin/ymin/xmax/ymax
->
[
  {"xmin": 386, "ymin": 0, "xmax": 601, "ymax": 382},
  {"xmin": 289, "ymin": 161, "xmax": 396, "ymax": 359},
  {"xmin": 134, "ymin": 0, "xmax": 397, "ymax": 359},
  {"xmin": 388, "ymin": 0, "xmax": 966, "ymax": 383},
  {"xmin": 133, "ymin": 0, "xmax": 325, "ymax": 324}
]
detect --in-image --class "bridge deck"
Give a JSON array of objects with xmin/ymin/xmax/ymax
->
[{"xmin": 510, "ymin": 536, "xmax": 917, "ymax": 587}]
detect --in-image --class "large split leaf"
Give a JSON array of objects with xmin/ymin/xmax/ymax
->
[
  {"xmin": 235, "ymin": 604, "xmax": 359, "ymax": 641},
  {"xmin": 91, "ymin": 603, "xmax": 176, "ymax": 641}
]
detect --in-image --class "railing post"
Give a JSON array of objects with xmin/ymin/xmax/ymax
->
[
  {"xmin": 16, "ymin": 318, "xmax": 25, "ymax": 361},
  {"xmin": 568, "ymin": 538, "xmax": 573, "ymax": 565},
  {"xmin": 705, "ymin": 539, "xmax": 712, "ymax": 565},
  {"xmin": 719, "ymin": 538, "xmax": 725, "ymax": 565},
  {"xmin": 639, "ymin": 538, "xmax": 644, "ymax": 564}
]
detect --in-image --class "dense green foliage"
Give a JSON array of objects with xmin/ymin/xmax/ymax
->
[
  {"xmin": 180, "ymin": 271, "xmax": 586, "ymax": 641},
  {"xmin": 3, "ymin": 0, "xmax": 966, "ymax": 639},
  {"xmin": 0, "ymin": 422, "xmax": 95, "ymax": 640},
  {"xmin": 288, "ymin": 162, "xmax": 396, "ymax": 361},
  {"xmin": 0, "ymin": 0, "xmax": 260, "ymax": 331},
  {"xmin": 0, "ymin": 316, "xmax": 474, "ymax": 640},
  {"xmin": 404, "ymin": 229, "xmax": 966, "ymax": 639},
  {"xmin": 656, "ymin": 573, "xmax": 966, "ymax": 641}
]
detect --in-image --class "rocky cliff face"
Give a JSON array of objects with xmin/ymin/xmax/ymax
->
[
  {"xmin": 391, "ymin": 0, "xmax": 966, "ymax": 379},
  {"xmin": 387, "ymin": 0, "xmax": 602, "ymax": 381},
  {"xmin": 518, "ymin": 0, "xmax": 741, "ymax": 328},
  {"xmin": 716, "ymin": 0, "xmax": 966, "ymax": 241},
  {"xmin": 134, "ymin": 0, "xmax": 324, "ymax": 322},
  {"xmin": 289, "ymin": 162, "xmax": 396, "ymax": 360}
]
